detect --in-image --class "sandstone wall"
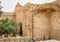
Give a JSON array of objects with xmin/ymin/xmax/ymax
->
[
  {"xmin": 15, "ymin": 10, "xmax": 23, "ymax": 24},
  {"xmin": 33, "ymin": 13, "xmax": 50, "ymax": 40},
  {"xmin": 0, "ymin": 12, "xmax": 15, "ymax": 21},
  {"xmin": 22, "ymin": 2, "xmax": 60, "ymax": 40},
  {"xmin": 50, "ymin": 12, "xmax": 60, "ymax": 40}
]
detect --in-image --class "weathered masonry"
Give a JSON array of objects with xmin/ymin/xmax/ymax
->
[{"xmin": 22, "ymin": 0, "xmax": 60, "ymax": 40}]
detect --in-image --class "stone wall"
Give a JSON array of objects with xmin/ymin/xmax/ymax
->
[
  {"xmin": 21, "ymin": 0, "xmax": 60, "ymax": 40},
  {"xmin": 33, "ymin": 13, "xmax": 50, "ymax": 40},
  {"xmin": 50, "ymin": 12, "xmax": 60, "ymax": 40},
  {"xmin": 0, "ymin": 12, "xmax": 15, "ymax": 20}
]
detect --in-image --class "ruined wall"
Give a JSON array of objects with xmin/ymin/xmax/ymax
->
[
  {"xmin": 0, "ymin": 12, "xmax": 15, "ymax": 20},
  {"xmin": 22, "ymin": 3, "xmax": 38, "ymax": 37},
  {"xmin": 22, "ymin": 1, "xmax": 60, "ymax": 40},
  {"xmin": 15, "ymin": 10, "xmax": 23, "ymax": 24},
  {"xmin": 54, "ymin": 0, "xmax": 60, "ymax": 6},
  {"xmin": 22, "ymin": 12, "xmax": 33, "ymax": 37},
  {"xmin": 50, "ymin": 12, "xmax": 60, "ymax": 40},
  {"xmin": 33, "ymin": 12, "xmax": 50, "ymax": 40}
]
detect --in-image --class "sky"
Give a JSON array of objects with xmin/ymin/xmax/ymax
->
[{"xmin": 0, "ymin": 0, "xmax": 56, "ymax": 12}]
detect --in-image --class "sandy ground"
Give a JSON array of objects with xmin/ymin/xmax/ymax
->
[{"xmin": 36, "ymin": 40, "xmax": 60, "ymax": 42}]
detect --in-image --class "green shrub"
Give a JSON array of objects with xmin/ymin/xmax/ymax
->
[{"xmin": 0, "ymin": 18, "xmax": 17, "ymax": 35}]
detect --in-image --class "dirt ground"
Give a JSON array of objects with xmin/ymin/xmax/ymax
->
[{"xmin": 36, "ymin": 40, "xmax": 60, "ymax": 42}]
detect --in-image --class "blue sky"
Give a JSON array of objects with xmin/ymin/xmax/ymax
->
[{"xmin": 0, "ymin": 0, "xmax": 55, "ymax": 12}]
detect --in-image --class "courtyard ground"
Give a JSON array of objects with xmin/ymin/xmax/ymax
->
[{"xmin": 36, "ymin": 40, "xmax": 60, "ymax": 42}]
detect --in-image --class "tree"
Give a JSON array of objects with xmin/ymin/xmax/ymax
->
[{"xmin": 0, "ymin": 18, "xmax": 17, "ymax": 37}]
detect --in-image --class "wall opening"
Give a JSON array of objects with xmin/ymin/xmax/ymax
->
[{"xmin": 19, "ymin": 23, "xmax": 23, "ymax": 36}]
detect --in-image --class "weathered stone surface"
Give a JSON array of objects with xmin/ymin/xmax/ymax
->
[
  {"xmin": 21, "ymin": 0, "xmax": 60, "ymax": 40},
  {"xmin": 36, "ymin": 40, "xmax": 60, "ymax": 42}
]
